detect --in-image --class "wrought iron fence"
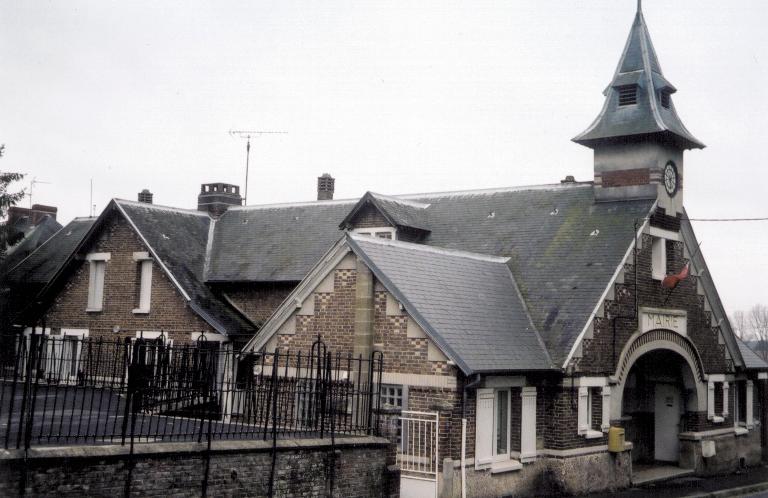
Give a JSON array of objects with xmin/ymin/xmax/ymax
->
[{"xmin": 0, "ymin": 330, "xmax": 383, "ymax": 450}]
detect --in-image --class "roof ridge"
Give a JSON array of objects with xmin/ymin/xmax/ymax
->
[
  {"xmin": 348, "ymin": 233, "xmax": 509, "ymax": 263},
  {"xmin": 395, "ymin": 182, "xmax": 592, "ymax": 200},
  {"xmin": 368, "ymin": 192, "xmax": 430, "ymax": 208},
  {"xmin": 230, "ymin": 198, "xmax": 359, "ymax": 211},
  {"xmin": 115, "ymin": 199, "xmax": 210, "ymax": 216}
]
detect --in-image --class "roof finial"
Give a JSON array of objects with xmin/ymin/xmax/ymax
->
[{"xmin": 637, "ymin": 0, "xmax": 642, "ymax": 13}]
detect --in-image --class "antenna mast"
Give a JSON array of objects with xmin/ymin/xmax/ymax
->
[
  {"xmin": 27, "ymin": 177, "xmax": 52, "ymax": 207},
  {"xmin": 228, "ymin": 130, "xmax": 287, "ymax": 205}
]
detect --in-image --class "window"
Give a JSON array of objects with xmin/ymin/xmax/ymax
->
[
  {"xmin": 381, "ymin": 384, "xmax": 405, "ymax": 409},
  {"xmin": 733, "ymin": 380, "xmax": 754, "ymax": 429},
  {"xmin": 476, "ymin": 385, "xmax": 535, "ymax": 469},
  {"xmin": 651, "ymin": 237, "xmax": 667, "ymax": 281},
  {"xmin": 133, "ymin": 253, "xmax": 153, "ymax": 313},
  {"xmin": 578, "ymin": 386, "xmax": 608, "ymax": 438},
  {"xmin": 85, "ymin": 253, "xmax": 110, "ymax": 312},
  {"xmin": 660, "ymin": 90, "xmax": 672, "ymax": 109},
  {"xmin": 494, "ymin": 389, "xmax": 510, "ymax": 460},
  {"xmin": 618, "ymin": 85, "xmax": 638, "ymax": 106},
  {"xmin": 352, "ymin": 227, "xmax": 397, "ymax": 240}
]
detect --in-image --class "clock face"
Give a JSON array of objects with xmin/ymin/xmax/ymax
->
[{"xmin": 663, "ymin": 162, "xmax": 678, "ymax": 196}]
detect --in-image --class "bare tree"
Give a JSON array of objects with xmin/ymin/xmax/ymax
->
[
  {"xmin": 748, "ymin": 305, "xmax": 768, "ymax": 361},
  {"xmin": 731, "ymin": 310, "xmax": 748, "ymax": 339}
]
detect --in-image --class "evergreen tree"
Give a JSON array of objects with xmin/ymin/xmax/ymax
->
[{"xmin": 0, "ymin": 145, "xmax": 26, "ymax": 262}]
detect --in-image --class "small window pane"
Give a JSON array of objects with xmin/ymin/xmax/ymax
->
[
  {"xmin": 375, "ymin": 232, "xmax": 392, "ymax": 239},
  {"xmin": 495, "ymin": 390, "xmax": 509, "ymax": 455}
]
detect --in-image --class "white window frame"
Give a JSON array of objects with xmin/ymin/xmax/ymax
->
[
  {"xmin": 85, "ymin": 252, "xmax": 110, "ymax": 312},
  {"xmin": 352, "ymin": 227, "xmax": 397, "ymax": 240},
  {"xmin": 578, "ymin": 386, "xmax": 604, "ymax": 438},
  {"xmin": 651, "ymin": 237, "xmax": 666, "ymax": 281},
  {"xmin": 707, "ymin": 379, "xmax": 725, "ymax": 423},
  {"xmin": 133, "ymin": 252, "xmax": 153, "ymax": 314},
  {"xmin": 733, "ymin": 380, "xmax": 755, "ymax": 430}
]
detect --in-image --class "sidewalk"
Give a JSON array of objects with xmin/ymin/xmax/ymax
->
[{"xmin": 586, "ymin": 465, "xmax": 768, "ymax": 498}]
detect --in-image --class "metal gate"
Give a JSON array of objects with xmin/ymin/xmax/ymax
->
[{"xmin": 398, "ymin": 411, "xmax": 439, "ymax": 498}]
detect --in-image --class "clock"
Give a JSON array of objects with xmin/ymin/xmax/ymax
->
[{"xmin": 663, "ymin": 162, "xmax": 679, "ymax": 196}]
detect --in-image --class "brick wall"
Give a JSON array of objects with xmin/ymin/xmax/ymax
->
[
  {"xmin": 580, "ymin": 231, "xmax": 727, "ymax": 377},
  {"xmin": 224, "ymin": 282, "xmax": 296, "ymax": 327},
  {"xmin": 600, "ymin": 168, "xmax": 651, "ymax": 188},
  {"xmin": 0, "ymin": 437, "xmax": 398, "ymax": 498},
  {"xmin": 42, "ymin": 213, "xmax": 215, "ymax": 345}
]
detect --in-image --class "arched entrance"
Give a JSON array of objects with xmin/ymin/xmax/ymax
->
[{"xmin": 612, "ymin": 329, "xmax": 708, "ymax": 465}]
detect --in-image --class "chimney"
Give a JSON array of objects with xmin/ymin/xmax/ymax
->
[
  {"xmin": 560, "ymin": 175, "xmax": 576, "ymax": 184},
  {"xmin": 197, "ymin": 182, "xmax": 242, "ymax": 217},
  {"xmin": 7, "ymin": 206, "xmax": 30, "ymax": 228},
  {"xmin": 317, "ymin": 173, "xmax": 335, "ymax": 201},
  {"xmin": 138, "ymin": 189, "xmax": 153, "ymax": 204},
  {"xmin": 30, "ymin": 204, "xmax": 57, "ymax": 225}
]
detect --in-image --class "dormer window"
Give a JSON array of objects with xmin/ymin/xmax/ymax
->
[
  {"xmin": 618, "ymin": 85, "xmax": 638, "ymax": 106},
  {"xmin": 353, "ymin": 227, "xmax": 396, "ymax": 240},
  {"xmin": 660, "ymin": 89, "xmax": 672, "ymax": 109}
]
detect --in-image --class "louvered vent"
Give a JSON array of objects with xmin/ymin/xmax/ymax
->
[
  {"xmin": 660, "ymin": 90, "xmax": 672, "ymax": 109},
  {"xmin": 618, "ymin": 85, "xmax": 638, "ymax": 106}
]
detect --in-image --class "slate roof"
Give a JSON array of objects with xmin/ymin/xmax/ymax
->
[
  {"xmin": 208, "ymin": 183, "xmax": 654, "ymax": 366},
  {"xmin": 572, "ymin": 6, "xmax": 704, "ymax": 150},
  {"xmin": 339, "ymin": 192, "xmax": 431, "ymax": 232},
  {"xmin": 348, "ymin": 235, "xmax": 553, "ymax": 374},
  {"xmin": 206, "ymin": 200, "xmax": 357, "ymax": 282},
  {"xmin": 114, "ymin": 200, "xmax": 256, "ymax": 336},
  {"xmin": 680, "ymin": 213, "xmax": 743, "ymax": 370},
  {"xmin": 2, "ymin": 215, "xmax": 63, "ymax": 275},
  {"xmin": 736, "ymin": 339, "xmax": 768, "ymax": 371},
  {"xmin": 3, "ymin": 217, "xmax": 96, "ymax": 285}
]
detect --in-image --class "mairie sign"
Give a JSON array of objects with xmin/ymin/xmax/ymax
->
[{"xmin": 640, "ymin": 307, "xmax": 687, "ymax": 335}]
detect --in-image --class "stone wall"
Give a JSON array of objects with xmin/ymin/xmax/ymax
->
[
  {"xmin": 0, "ymin": 437, "xmax": 398, "ymax": 498},
  {"xmin": 444, "ymin": 449, "xmax": 632, "ymax": 497}
]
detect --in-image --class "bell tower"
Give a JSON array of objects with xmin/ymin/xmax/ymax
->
[{"xmin": 573, "ymin": 1, "xmax": 704, "ymax": 216}]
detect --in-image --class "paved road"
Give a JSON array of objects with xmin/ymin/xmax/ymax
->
[{"xmin": 588, "ymin": 465, "xmax": 768, "ymax": 498}]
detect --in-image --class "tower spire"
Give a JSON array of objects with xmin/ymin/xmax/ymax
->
[{"xmin": 573, "ymin": 3, "xmax": 703, "ymax": 150}]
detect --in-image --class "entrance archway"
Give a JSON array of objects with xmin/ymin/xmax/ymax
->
[{"xmin": 612, "ymin": 329, "xmax": 708, "ymax": 465}]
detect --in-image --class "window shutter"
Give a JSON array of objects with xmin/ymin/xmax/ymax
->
[
  {"xmin": 747, "ymin": 381, "xmax": 754, "ymax": 429},
  {"xmin": 723, "ymin": 382, "xmax": 730, "ymax": 417},
  {"xmin": 578, "ymin": 387, "xmax": 589, "ymax": 434},
  {"xmin": 601, "ymin": 386, "xmax": 611, "ymax": 431},
  {"xmin": 475, "ymin": 388, "xmax": 494, "ymax": 467},
  {"xmin": 651, "ymin": 238, "xmax": 666, "ymax": 280},
  {"xmin": 707, "ymin": 381, "xmax": 715, "ymax": 420}
]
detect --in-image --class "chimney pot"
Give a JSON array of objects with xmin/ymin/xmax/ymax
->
[
  {"xmin": 197, "ymin": 182, "xmax": 242, "ymax": 217},
  {"xmin": 138, "ymin": 189, "xmax": 153, "ymax": 204},
  {"xmin": 317, "ymin": 173, "xmax": 335, "ymax": 201}
]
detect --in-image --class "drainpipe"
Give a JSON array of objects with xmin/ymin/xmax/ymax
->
[{"xmin": 461, "ymin": 374, "xmax": 481, "ymax": 498}]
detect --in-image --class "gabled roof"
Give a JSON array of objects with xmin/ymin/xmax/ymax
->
[
  {"xmin": 348, "ymin": 235, "xmax": 554, "ymax": 374},
  {"xmin": 680, "ymin": 212, "xmax": 744, "ymax": 370},
  {"xmin": 573, "ymin": 5, "xmax": 704, "ymax": 150},
  {"xmin": 114, "ymin": 200, "xmax": 256, "ymax": 336},
  {"xmin": 736, "ymin": 339, "xmax": 768, "ymax": 371},
  {"xmin": 17, "ymin": 200, "xmax": 256, "ymax": 337},
  {"xmin": 234, "ymin": 182, "xmax": 655, "ymax": 366},
  {"xmin": 3, "ymin": 217, "xmax": 95, "ymax": 286},
  {"xmin": 339, "ymin": 192, "xmax": 431, "ymax": 232}
]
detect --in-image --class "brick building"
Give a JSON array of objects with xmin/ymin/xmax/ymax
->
[{"xmin": 2, "ymin": 3, "xmax": 766, "ymax": 496}]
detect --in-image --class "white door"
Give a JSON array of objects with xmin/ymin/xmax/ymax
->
[{"xmin": 654, "ymin": 383, "xmax": 681, "ymax": 462}]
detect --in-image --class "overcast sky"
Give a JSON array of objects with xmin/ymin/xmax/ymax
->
[{"xmin": 1, "ymin": 1, "xmax": 766, "ymax": 317}]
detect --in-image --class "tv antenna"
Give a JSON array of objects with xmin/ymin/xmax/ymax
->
[
  {"xmin": 27, "ymin": 177, "xmax": 52, "ymax": 207},
  {"xmin": 228, "ymin": 130, "xmax": 287, "ymax": 205}
]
